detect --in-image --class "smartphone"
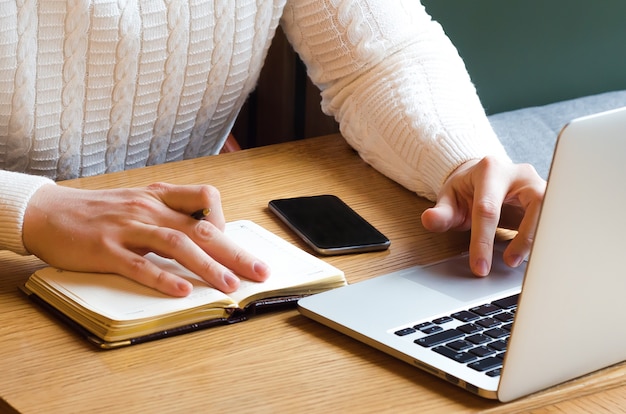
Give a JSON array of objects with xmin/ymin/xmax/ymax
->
[{"xmin": 268, "ymin": 195, "xmax": 390, "ymax": 255}]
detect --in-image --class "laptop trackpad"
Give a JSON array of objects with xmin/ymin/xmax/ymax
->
[{"xmin": 402, "ymin": 253, "xmax": 525, "ymax": 302}]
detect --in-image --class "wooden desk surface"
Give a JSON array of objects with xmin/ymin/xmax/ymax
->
[{"xmin": 1, "ymin": 135, "xmax": 624, "ymax": 413}]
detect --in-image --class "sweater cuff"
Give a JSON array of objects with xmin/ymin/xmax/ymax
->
[{"xmin": 0, "ymin": 171, "xmax": 56, "ymax": 255}]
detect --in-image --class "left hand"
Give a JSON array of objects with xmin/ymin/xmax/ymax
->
[
  {"xmin": 420, "ymin": 156, "xmax": 546, "ymax": 276},
  {"xmin": 23, "ymin": 182, "xmax": 270, "ymax": 297}
]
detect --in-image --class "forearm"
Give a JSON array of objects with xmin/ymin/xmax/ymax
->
[
  {"xmin": 0, "ymin": 171, "xmax": 55, "ymax": 254},
  {"xmin": 282, "ymin": 0, "xmax": 510, "ymax": 200}
]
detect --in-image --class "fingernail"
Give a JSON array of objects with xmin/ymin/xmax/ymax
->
[
  {"xmin": 254, "ymin": 261, "xmax": 270, "ymax": 277},
  {"xmin": 509, "ymin": 255, "xmax": 523, "ymax": 268},
  {"xmin": 475, "ymin": 259, "xmax": 490, "ymax": 277},
  {"xmin": 177, "ymin": 280, "xmax": 193, "ymax": 295},
  {"xmin": 223, "ymin": 271, "xmax": 240, "ymax": 290}
]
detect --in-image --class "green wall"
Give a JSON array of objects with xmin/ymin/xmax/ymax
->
[{"xmin": 423, "ymin": 0, "xmax": 626, "ymax": 114}]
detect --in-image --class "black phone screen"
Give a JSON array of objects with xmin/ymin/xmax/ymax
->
[{"xmin": 268, "ymin": 195, "xmax": 390, "ymax": 255}]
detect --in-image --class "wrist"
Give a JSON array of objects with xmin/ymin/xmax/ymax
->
[
  {"xmin": 0, "ymin": 172, "xmax": 55, "ymax": 255},
  {"xmin": 23, "ymin": 183, "xmax": 60, "ymax": 255}
]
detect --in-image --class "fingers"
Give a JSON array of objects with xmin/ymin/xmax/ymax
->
[
  {"xmin": 421, "ymin": 159, "xmax": 478, "ymax": 235},
  {"xmin": 425, "ymin": 157, "xmax": 546, "ymax": 278},
  {"xmin": 115, "ymin": 250, "xmax": 195, "ymax": 297},
  {"xmin": 143, "ymin": 183, "xmax": 271, "ymax": 288},
  {"xmin": 147, "ymin": 182, "xmax": 226, "ymax": 231},
  {"xmin": 468, "ymin": 194, "xmax": 501, "ymax": 277},
  {"xmin": 503, "ymin": 176, "xmax": 546, "ymax": 268},
  {"xmin": 116, "ymin": 218, "xmax": 270, "ymax": 297},
  {"xmin": 421, "ymin": 193, "xmax": 467, "ymax": 233},
  {"xmin": 29, "ymin": 183, "xmax": 271, "ymax": 298},
  {"xmin": 186, "ymin": 219, "xmax": 271, "ymax": 285}
]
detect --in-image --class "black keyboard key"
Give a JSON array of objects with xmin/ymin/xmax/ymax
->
[
  {"xmin": 502, "ymin": 322, "xmax": 514, "ymax": 331},
  {"xmin": 420, "ymin": 325, "xmax": 443, "ymax": 334},
  {"xmin": 492, "ymin": 294, "xmax": 519, "ymax": 310},
  {"xmin": 457, "ymin": 323, "xmax": 482, "ymax": 334},
  {"xmin": 486, "ymin": 368, "xmax": 502, "ymax": 377},
  {"xmin": 414, "ymin": 322, "xmax": 434, "ymax": 330},
  {"xmin": 394, "ymin": 327, "xmax": 416, "ymax": 336},
  {"xmin": 447, "ymin": 340, "xmax": 473, "ymax": 351},
  {"xmin": 415, "ymin": 329, "xmax": 464, "ymax": 347},
  {"xmin": 489, "ymin": 339, "xmax": 508, "ymax": 352},
  {"xmin": 433, "ymin": 346, "xmax": 477, "ymax": 363},
  {"xmin": 433, "ymin": 316, "xmax": 454, "ymax": 324},
  {"xmin": 484, "ymin": 327, "xmax": 509, "ymax": 339},
  {"xmin": 451, "ymin": 310, "xmax": 480, "ymax": 322},
  {"xmin": 470, "ymin": 303, "xmax": 501, "ymax": 316},
  {"xmin": 494, "ymin": 312, "xmax": 514, "ymax": 323},
  {"xmin": 466, "ymin": 334, "xmax": 491, "ymax": 345},
  {"xmin": 468, "ymin": 357, "xmax": 502, "ymax": 372},
  {"xmin": 476, "ymin": 317, "xmax": 501, "ymax": 328},
  {"xmin": 470, "ymin": 346, "xmax": 495, "ymax": 358}
]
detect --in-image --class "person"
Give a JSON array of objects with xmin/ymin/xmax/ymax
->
[{"xmin": 0, "ymin": 0, "xmax": 545, "ymax": 297}]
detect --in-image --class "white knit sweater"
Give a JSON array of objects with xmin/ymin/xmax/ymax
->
[{"xmin": 0, "ymin": 0, "xmax": 508, "ymax": 255}]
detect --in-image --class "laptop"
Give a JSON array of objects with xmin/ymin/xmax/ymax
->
[{"xmin": 297, "ymin": 106, "xmax": 626, "ymax": 402}]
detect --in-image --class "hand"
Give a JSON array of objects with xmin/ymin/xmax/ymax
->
[
  {"xmin": 23, "ymin": 182, "xmax": 270, "ymax": 297},
  {"xmin": 420, "ymin": 156, "xmax": 546, "ymax": 276}
]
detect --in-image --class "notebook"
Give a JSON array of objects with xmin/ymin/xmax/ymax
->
[
  {"xmin": 23, "ymin": 220, "xmax": 346, "ymax": 349},
  {"xmin": 298, "ymin": 106, "xmax": 626, "ymax": 402}
]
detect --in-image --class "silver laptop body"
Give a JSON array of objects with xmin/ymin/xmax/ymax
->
[{"xmin": 298, "ymin": 107, "xmax": 626, "ymax": 402}]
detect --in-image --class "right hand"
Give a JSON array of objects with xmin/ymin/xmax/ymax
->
[
  {"xmin": 23, "ymin": 182, "xmax": 270, "ymax": 297},
  {"xmin": 421, "ymin": 156, "xmax": 546, "ymax": 276}
]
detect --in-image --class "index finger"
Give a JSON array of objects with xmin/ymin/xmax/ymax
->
[
  {"xmin": 468, "ymin": 162, "xmax": 509, "ymax": 276},
  {"xmin": 148, "ymin": 182, "xmax": 226, "ymax": 231},
  {"xmin": 189, "ymin": 220, "xmax": 271, "ymax": 283}
]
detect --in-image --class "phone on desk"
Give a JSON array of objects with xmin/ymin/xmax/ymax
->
[{"xmin": 268, "ymin": 195, "xmax": 390, "ymax": 255}]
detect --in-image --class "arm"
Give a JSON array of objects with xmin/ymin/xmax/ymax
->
[
  {"xmin": 281, "ymin": 0, "xmax": 509, "ymax": 200},
  {"xmin": 281, "ymin": 0, "xmax": 545, "ymax": 274}
]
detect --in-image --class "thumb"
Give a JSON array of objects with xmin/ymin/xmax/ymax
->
[{"xmin": 421, "ymin": 199, "xmax": 456, "ymax": 233}]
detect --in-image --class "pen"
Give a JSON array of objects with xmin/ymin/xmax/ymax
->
[{"xmin": 191, "ymin": 208, "xmax": 211, "ymax": 220}]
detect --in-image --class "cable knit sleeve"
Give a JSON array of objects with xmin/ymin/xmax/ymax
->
[
  {"xmin": 0, "ymin": 171, "xmax": 55, "ymax": 255},
  {"xmin": 281, "ymin": 0, "xmax": 510, "ymax": 200}
]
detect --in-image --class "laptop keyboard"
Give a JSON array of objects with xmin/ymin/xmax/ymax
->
[{"xmin": 393, "ymin": 293, "xmax": 519, "ymax": 378}]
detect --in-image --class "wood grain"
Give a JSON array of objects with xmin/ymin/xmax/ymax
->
[{"xmin": 1, "ymin": 135, "xmax": 623, "ymax": 413}]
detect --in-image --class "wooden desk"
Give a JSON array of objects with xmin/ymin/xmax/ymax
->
[{"xmin": 1, "ymin": 135, "xmax": 624, "ymax": 413}]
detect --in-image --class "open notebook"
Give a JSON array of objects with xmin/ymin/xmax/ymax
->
[
  {"xmin": 298, "ymin": 107, "xmax": 626, "ymax": 402},
  {"xmin": 23, "ymin": 220, "xmax": 346, "ymax": 349}
]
